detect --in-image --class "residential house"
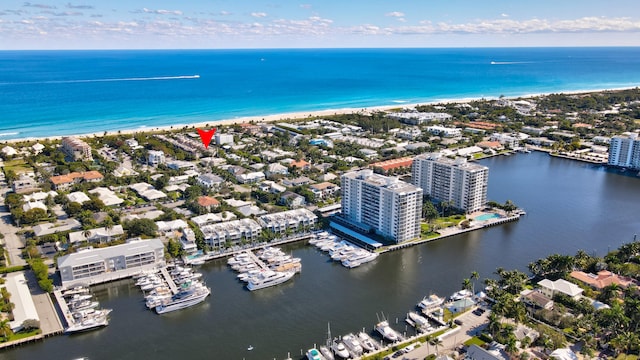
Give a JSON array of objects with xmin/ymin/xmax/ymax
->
[
  {"xmin": 22, "ymin": 201, "xmax": 47, "ymax": 212},
  {"xmin": 465, "ymin": 344, "xmax": 508, "ymax": 360},
  {"xmin": 67, "ymin": 191, "xmax": 91, "ymax": 204},
  {"xmin": 570, "ymin": 270, "xmax": 640, "ymax": 290},
  {"xmin": 236, "ymin": 171, "xmax": 265, "ymax": 184},
  {"xmin": 538, "ymin": 279, "xmax": 583, "ymax": 300},
  {"xmin": 309, "ymin": 182, "xmax": 340, "ymax": 199},
  {"xmin": 289, "ymin": 159, "xmax": 311, "ymax": 170},
  {"xmin": 265, "ymin": 163, "xmax": 289, "ymax": 178},
  {"xmin": 89, "ymin": 187, "xmax": 124, "ymax": 207},
  {"xmin": 12, "ymin": 175, "xmax": 39, "ymax": 194},
  {"xmin": 1, "ymin": 146, "xmax": 17, "ymax": 157},
  {"xmin": 197, "ymin": 173, "xmax": 224, "ymax": 189},
  {"xmin": 521, "ymin": 289, "xmax": 554, "ymax": 310},
  {"xmin": 147, "ymin": 150, "xmax": 165, "ymax": 166},
  {"xmin": 197, "ymin": 196, "xmax": 220, "ymax": 210},
  {"xmin": 68, "ymin": 225, "xmax": 124, "ymax": 244},
  {"xmin": 283, "ymin": 176, "xmax": 313, "ymax": 187},
  {"xmin": 258, "ymin": 180, "xmax": 287, "ymax": 194},
  {"xmin": 49, "ymin": 171, "xmax": 104, "ymax": 190},
  {"xmin": 279, "ymin": 191, "xmax": 306, "ymax": 208},
  {"xmin": 129, "ymin": 182, "xmax": 167, "ymax": 201}
]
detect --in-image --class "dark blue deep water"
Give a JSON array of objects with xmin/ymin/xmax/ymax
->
[{"xmin": 1, "ymin": 47, "xmax": 640, "ymax": 139}]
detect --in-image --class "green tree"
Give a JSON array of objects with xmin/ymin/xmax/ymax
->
[
  {"xmin": 0, "ymin": 318, "xmax": 12, "ymax": 341},
  {"xmin": 471, "ymin": 271, "xmax": 479, "ymax": 295},
  {"xmin": 422, "ymin": 201, "xmax": 438, "ymax": 221},
  {"xmin": 429, "ymin": 337, "xmax": 443, "ymax": 355},
  {"xmin": 462, "ymin": 278, "xmax": 472, "ymax": 291},
  {"xmin": 124, "ymin": 218, "xmax": 158, "ymax": 238}
]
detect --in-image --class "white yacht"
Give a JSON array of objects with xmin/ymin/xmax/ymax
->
[
  {"xmin": 155, "ymin": 286, "xmax": 211, "ymax": 314},
  {"xmin": 450, "ymin": 289, "xmax": 472, "ymax": 301},
  {"xmin": 246, "ymin": 270, "xmax": 295, "ymax": 291},
  {"xmin": 375, "ymin": 320, "xmax": 398, "ymax": 342},
  {"xmin": 407, "ymin": 311, "xmax": 430, "ymax": 328},
  {"xmin": 319, "ymin": 345, "xmax": 334, "ymax": 360},
  {"xmin": 418, "ymin": 294, "xmax": 445, "ymax": 311},
  {"xmin": 341, "ymin": 252, "xmax": 378, "ymax": 268},
  {"xmin": 64, "ymin": 314, "xmax": 109, "ymax": 334},
  {"xmin": 342, "ymin": 333, "xmax": 363, "ymax": 356},
  {"xmin": 331, "ymin": 339, "xmax": 350, "ymax": 359},
  {"xmin": 357, "ymin": 332, "xmax": 378, "ymax": 352}
]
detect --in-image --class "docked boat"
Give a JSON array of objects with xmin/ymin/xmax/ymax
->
[
  {"xmin": 341, "ymin": 252, "xmax": 378, "ymax": 268},
  {"xmin": 246, "ymin": 270, "xmax": 295, "ymax": 291},
  {"xmin": 450, "ymin": 289, "xmax": 472, "ymax": 301},
  {"xmin": 155, "ymin": 286, "xmax": 211, "ymax": 314},
  {"xmin": 418, "ymin": 294, "xmax": 445, "ymax": 311},
  {"xmin": 319, "ymin": 345, "xmax": 334, "ymax": 360},
  {"xmin": 64, "ymin": 314, "xmax": 109, "ymax": 334},
  {"xmin": 357, "ymin": 332, "xmax": 378, "ymax": 352},
  {"xmin": 306, "ymin": 348, "xmax": 324, "ymax": 360},
  {"xmin": 62, "ymin": 286, "xmax": 90, "ymax": 296},
  {"xmin": 331, "ymin": 339, "xmax": 350, "ymax": 359},
  {"xmin": 375, "ymin": 320, "xmax": 398, "ymax": 342},
  {"xmin": 69, "ymin": 300, "xmax": 100, "ymax": 311},
  {"xmin": 407, "ymin": 311, "xmax": 430, "ymax": 329},
  {"xmin": 342, "ymin": 333, "xmax": 363, "ymax": 356},
  {"xmin": 66, "ymin": 294, "xmax": 93, "ymax": 303}
]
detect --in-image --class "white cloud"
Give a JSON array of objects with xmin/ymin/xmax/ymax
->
[
  {"xmin": 142, "ymin": 8, "xmax": 183, "ymax": 16},
  {"xmin": 251, "ymin": 12, "xmax": 267, "ymax": 18},
  {"xmin": 501, "ymin": 13, "xmax": 509, "ymax": 18},
  {"xmin": 386, "ymin": 12, "xmax": 405, "ymax": 18}
]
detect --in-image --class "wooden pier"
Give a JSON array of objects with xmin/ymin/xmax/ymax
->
[{"xmin": 159, "ymin": 267, "xmax": 179, "ymax": 294}]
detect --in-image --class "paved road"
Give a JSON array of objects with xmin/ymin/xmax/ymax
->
[
  {"xmin": 0, "ymin": 203, "xmax": 27, "ymax": 267},
  {"xmin": 402, "ymin": 308, "xmax": 489, "ymax": 360},
  {"xmin": 23, "ymin": 270, "xmax": 64, "ymax": 334}
]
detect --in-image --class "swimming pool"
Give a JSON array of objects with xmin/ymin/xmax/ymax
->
[{"xmin": 474, "ymin": 213, "xmax": 501, "ymax": 221}]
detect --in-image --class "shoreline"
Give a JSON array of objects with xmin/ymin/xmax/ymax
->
[{"xmin": 3, "ymin": 85, "xmax": 638, "ymax": 144}]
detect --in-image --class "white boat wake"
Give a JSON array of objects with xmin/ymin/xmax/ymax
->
[{"xmin": 0, "ymin": 75, "xmax": 200, "ymax": 85}]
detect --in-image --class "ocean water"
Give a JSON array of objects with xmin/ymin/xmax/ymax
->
[{"xmin": 1, "ymin": 47, "xmax": 640, "ymax": 140}]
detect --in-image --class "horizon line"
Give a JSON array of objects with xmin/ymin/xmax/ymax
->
[{"xmin": 2, "ymin": 45, "xmax": 640, "ymax": 52}]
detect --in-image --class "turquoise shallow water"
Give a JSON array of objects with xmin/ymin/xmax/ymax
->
[{"xmin": 1, "ymin": 47, "xmax": 640, "ymax": 139}]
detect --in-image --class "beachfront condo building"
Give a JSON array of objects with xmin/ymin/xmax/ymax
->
[
  {"xmin": 412, "ymin": 153, "xmax": 488, "ymax": 213},
  {"xmin": 340, "ymin": 169, "xmax": 422, "ymax": 243},
  {"xmin": 147, "ymin": 150, "xmax": 166, "ymax": 166},
  {"xmin": 57, "ymin": 239, "xmax": 165, "ymax": 289},
  {"xmin": 61, "ymin": 137, "xmax": 92, "ymax": 160},
  {"xmin": 608, "ymin": 134, "xmax": 640, "ymax": 169}
]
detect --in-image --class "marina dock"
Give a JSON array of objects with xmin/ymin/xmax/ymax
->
[{"xmin": 159, "ymin": 267, "xmax": 179, "ymax": 294}]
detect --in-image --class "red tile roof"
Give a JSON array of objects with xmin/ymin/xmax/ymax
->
[{"xmin": 197, "ymin": 196, "xmax": 220, "ymax": 207}]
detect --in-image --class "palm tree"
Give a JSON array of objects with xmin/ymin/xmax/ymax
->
[
  {"xmin": 429, "ymin": 337, "xmax": 443, "ymax": 355},
  {"xmin": 487, "ymin": 312, "xmax": 501, "ymax": 336},
  {"xmin": 471, "ymin": 271, "xmax": 479, "ymax": 295},
  {"xmin": 424, "ymin": 334, "xmax": 432, "ymax": 354},
  {"xmin": 462, "ymin": 278, "xmax": 472, "ymax": 291},
  {"xmin": 102, "ymin": 217, "xmax": 115, "ymax": 243},
  {"xmin": 0, "ymin": 319, "xmax": 12, "ymax": 341},
  {"xmin": 82, "ymin": 228, "xmax": 92, "ymax": 243}
]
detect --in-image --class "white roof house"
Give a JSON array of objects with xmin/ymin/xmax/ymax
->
[
  {"xmin": 538, "ymin": 279, "xmax": 583, "ymax": 300},
  {"xmin": 89, "ymin": 187, "xmax": 124, "ymax": 207},
  {"xmin": 23, "ymin": 191, "xmax": 57, "ymax": 202},
  {"xmin": 23, "ymin": 201, "xmax": 47, "ymax": 212},
  {"xmin": 67, "ymin": 191, "xmax": 91, "ymax": 204},
  {"xmin": 550, "ymin": 349, "xmax": 579, "ymax": 360},
  {"xmin": 1, "ymin": 146, "xmax": 17, "ymax": 156},
  {"xmin": 129, "ymin": 182, "xmax": 167, "ymax": 201},
  {"xmin": 68, "ymin": 225, "xmax": 124, "ymax": 243},
  {"xmin": 155, "ymin": 219, "xmax": 188, "ymax": 232}
]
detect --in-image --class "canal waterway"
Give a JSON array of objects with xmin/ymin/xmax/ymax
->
[{"xmin": 3, "ymin": 152, "xmax": 640, "ymax": 360}]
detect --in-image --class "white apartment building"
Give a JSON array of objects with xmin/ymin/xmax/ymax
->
[
  {"xmin": 412, "ymin": 153, "xmax": 488, "ymax": 213},
  {"xmin": 57, "ymin": 239, "xmax": 165, "ymax": 288},
  {"xmin": 425, "ymin": 125, "xmax": 462, "ymax": 138},
  {"xmin": 199, "ymin": 219, "xmax": 262, "ymax": 249},
  {"xmin": 608, "ymin": 134, "xmax": 640, "ymax": 169},
  {"xmin": 215, "ymin": 133, "xmax": 234, "ymax": 145},
  {"xmin": 341, "ymin": 170, "xmax": 422, "ymax": 243},
  {"xmin": 147, "ymin": 150, "xmax": 165, "ymax": 166},
  {"xmin": 258, "ymin": 208, "xmax": 318, "ymax": 235}
]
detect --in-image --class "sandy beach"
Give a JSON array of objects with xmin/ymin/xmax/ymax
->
[{"xmin": 4, "ymin": 86, "xmax": 638, "ymax": 144}]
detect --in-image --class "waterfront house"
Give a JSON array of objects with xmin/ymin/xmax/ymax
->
[
  {"xmin": 521, "ymin": 289, "xmax": 554, "ymax": 310},
  {"xmin": 57, "ymin": 239, "xmax": 165, "ymax": 289},
  {"xmin": 258, "ymin": 208, "xmax": 318, "ymax": 235},
  {"xmin": 199, "ymin": 219, "xmax": 262, "ymax": 248},
  {"xmin": 570, "ymin": 270, "xmax": 640, "ymax": 290},
  {"xmin": 538, "ymin": 279, "xmax": 583, "ymax": 300}
]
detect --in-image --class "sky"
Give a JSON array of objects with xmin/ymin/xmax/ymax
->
[{"xmin": 2, "ymin": 0, "xmax": 640, "ymax": 49}]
